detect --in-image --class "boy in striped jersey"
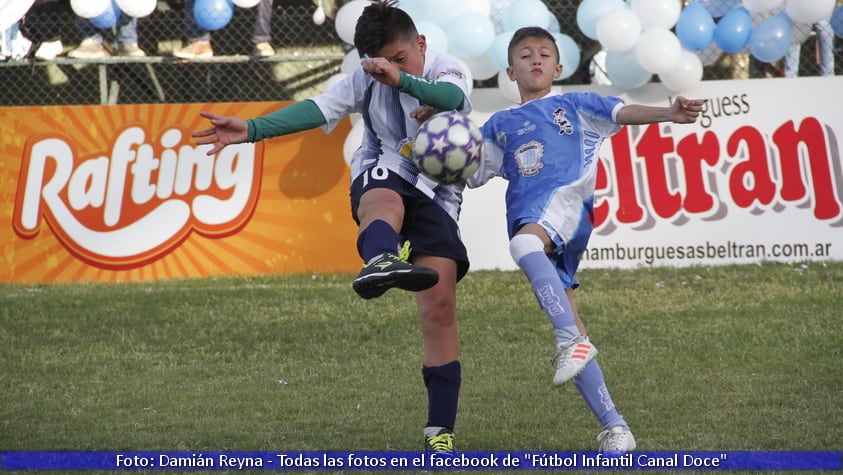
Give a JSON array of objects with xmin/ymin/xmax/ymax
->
[{"xmin": 193, "ymin": 0, "xmax": 470, "ymax": 453}]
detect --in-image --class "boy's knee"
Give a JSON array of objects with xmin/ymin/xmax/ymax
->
[{"xmin": 509, "ymin": 233, "xmax": 544, "ymax": 264}]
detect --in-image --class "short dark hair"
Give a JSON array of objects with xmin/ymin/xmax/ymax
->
[
  {"xmin": 353, "ymin": 0, "xmax": 419, "ymax": 57},
  {"xmin": 507, "ymin": 26, "xmax": 560, "ymax": 66}
]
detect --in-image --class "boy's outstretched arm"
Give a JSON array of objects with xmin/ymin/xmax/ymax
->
[
  {"xmin": 616, "ymin": 96, "xmax": 704, "ymax": 125},
  {"xmin": 192, "ymin": 111, "xmax": 250, "ymax": 155},
  {"xmin": 192, "ymin": 101, "xmax": 327, "ymax": 156}
]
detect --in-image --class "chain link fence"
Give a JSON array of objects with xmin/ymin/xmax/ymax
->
[{"xmin": 1, "ymin": 0, "xmax": 840, "ymax": 106}]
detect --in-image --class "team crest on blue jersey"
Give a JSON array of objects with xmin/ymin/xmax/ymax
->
[
  {"xmin": 514, "ymin": 140, "xmax": 544, "ymax": 177},
  {"xmin": 496, "ymin": 130, "xmax": 507, "ymax": 149},
  {"xmin": 553, "ymin": 107, "xmax": 573, "ymax": 135}
]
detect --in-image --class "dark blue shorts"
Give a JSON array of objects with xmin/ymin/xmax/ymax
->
[{"xmin": 350, "ymin": 169, "xmax": 470, "ymax": 281}]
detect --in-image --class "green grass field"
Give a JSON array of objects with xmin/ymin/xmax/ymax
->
[{"xmin": 1, "ymin": 262, "xmax": 841, "ymax": 474}]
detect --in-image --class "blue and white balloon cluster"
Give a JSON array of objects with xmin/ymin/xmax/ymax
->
[
  {"xmin": 70, "ymin": 0, "xmax": 261, "ymax": 31},
  {"xmin": 583, "ymin": 0, "xmax": 840, "ymax": 92},
  {"xmin": 70, "ymin": 0, "xmax": 155, "ymax": 27},
  {"xmin": 331, "ymin": 0, "xmax": 581, "ymax": 103}
]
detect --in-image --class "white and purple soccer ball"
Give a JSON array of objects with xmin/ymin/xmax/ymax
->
[{"xmin": 412, "ymin": 111, "xmax": 483, "ymax": 185}]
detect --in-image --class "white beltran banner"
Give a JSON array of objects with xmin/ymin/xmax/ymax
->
[{"xmin": 462, "ymin": 77, "xmax": 843, "ymax": 270}]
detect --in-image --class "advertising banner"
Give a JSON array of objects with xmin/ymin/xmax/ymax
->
[
  {"xmin": 2, "ymin": 77, "xmax": 841, "ymax": 282},
  {"xmin": 1, "ymin": 102, "xmax": 360, "ymax": 282},
  {"xmin": 462, "ymin": 77, "xmax": 843, "ymax": 270}
]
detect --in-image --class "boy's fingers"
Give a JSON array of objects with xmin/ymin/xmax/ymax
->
[{"xmin": 191, "ymin": 127, "xmax": 216, "ymax": 138}]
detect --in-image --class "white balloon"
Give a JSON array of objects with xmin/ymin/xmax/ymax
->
[
  {"xmin": 786, "ymin": 0, "xmax": 835, "ymax": 25},
  {"xmin": 416, "ymin": 21, "xmax": 448, "ymax": 56},
  {"xmin": 658, "ymin": 49, "xmax": 703, "ymax": 92},
  {"xmin": 577, "ymin": 0, "xmax": 627, "ymax": 40},
  {"xmin": 741, "ymin": 0, "xmax": 784, "ymax": 14},
  {"xmin": 462, "ymin": 52, "xmax": 500, "ymax": 80},
  {"xmin": 502, "ymin": 0, "xmax": 551, "ymax": 31},
  {"xmin": 629, "ymin": 0, "xmax": 681, "ymax": 30},
  {"xmin": 490, "ymin": 30, "xmax": 515, "ymax": 70},
  {"xmin": 497, "ymin": 70, "xmax": 521, "ymax": 103},
  {"xmin": 596, "ymin": 7, "xmax": 641, "ymax": 52},
  {"xmin": 233, "ymin": 0, "xmax": 261, "ymax": 7},
  {"xmin": 635, "ymin": 28, "xmax": 682, "ymax": 73},
  {"xmin": 548, "ymin": 14, "xmax": 560, "ymax": 33},
  {"xmin": 445, "ymin": 12, "xmax": 496, "ymax": 59},
  {"xmin": 459, "ymin": 0, "xmax": 491, "ymax": 17},
  {"xmin": 335, "ymin": 0, "xmax": 370, "ymax": 46},
  {"xmin": 70, "ymin": 0, "xmax": 109, "ymax": 19},
  {"xmin": 343, "ymin": 120, "xmax": 366, "ymax": 167},
  {"xmin": 312, "ymin": 4, "xmax": 326, "ymax": 25},
  {"xmin": 116, "ymin": 0, "xmax": 156, "ymax": 17}
]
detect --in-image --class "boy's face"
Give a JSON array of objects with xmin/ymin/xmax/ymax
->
[
  {"xmin": 374, "ymin": 34, "xmax": 427, "ymax": 77},
  {"xmin": 507, "ymin": 36, "xmax": 562, "ymax": 95}
]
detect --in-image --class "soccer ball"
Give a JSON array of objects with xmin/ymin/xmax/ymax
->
[{"xmin": 412, "ymin": 111, "xmax": 483, "ymax": 185}]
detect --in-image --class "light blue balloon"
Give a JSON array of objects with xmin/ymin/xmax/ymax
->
[
  {"xmin": 577, "ymin": 0, "xmax": 626, "ymax": 40},
  {"xmin": 90, "ymin": 0, "xmax": 121, "ymax": 29},
  {"xmin": 420, "ymin": 0, "xmax": 459, "ymax": 26},
  {"xmin": 749, "ymin": 12, "xmax": 792, "ymax": 63},
  {"xmin": 397, "ymin": 0, "xmax": 426, "ymax": 23},
  {"xmin": 714, "ymin": 7, "xmax": 752, "ymax": 53},
  {"xmin": 606, "ymin": 49, "xmax": 652, "ymax": 90},
  {"xmin": 446, "ymin": 13, "xmax": 496, "ymax": 59},
  {"xmin": 503, "ymin": 0, "xmax": 550, "ymax": 31},
  {"xmin": 676, "ymin": 2, "xmax": 716, "ymax": 52},
  {"xmin": 490, "ymin": 30, "xmax": 515, "ymax": 70},
  {"xmin": 416, "ymin": 21, "xmax": 448, "ymax": 56},
  {"xmin": 194, "ymin": 0, "xmax": 234, "ymax": 31},
  {"xmin": 831, "ymin": 6, "xmax": 843, "ymax": 39},
  {"xmin": 553, "ymin": 33, "xmax": 580, "ymax": 80}
]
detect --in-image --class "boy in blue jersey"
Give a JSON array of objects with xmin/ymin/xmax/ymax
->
[
  {"xmin": 192, "ymin": 0, "xmax": 471, "ymax": 453},
  {"xmin": 469, "ymin": 26, "xmax": 703, "ymax": 452}
]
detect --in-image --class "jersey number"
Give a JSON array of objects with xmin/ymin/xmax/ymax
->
[{"xmin": 362, "ymin": 165, "xmax": 389, "ymax": 188}]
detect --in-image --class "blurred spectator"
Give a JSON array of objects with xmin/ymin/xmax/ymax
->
[
  {"xmin": 784, "ymin": 19, "xmax": 835, "ymax": 77},
  {"xmin": 175, "ymin": 0, "xmax": 276, "ymax": 59},
  {"xmin": 68, "ymin": 14, "xmax": 145, "ymax": 59},
  {"xmin": 0, "ymin": 21, "xmax": 33, "ymax": 60}
]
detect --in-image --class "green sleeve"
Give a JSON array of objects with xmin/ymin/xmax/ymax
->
[
  {"xmin": 395, "ymin": 72, "xmax": 465, "ymax": 111},
  {"xmin": 246, "ymin": 99, "xmax": 327, "ymax": 142}
]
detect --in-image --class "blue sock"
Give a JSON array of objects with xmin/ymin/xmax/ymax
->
[
  {"xmin": 574, "ymin": 359, "xmax": 628, "ymax": 429},
  {"xmin": 357, "ymin": 219, "xmax": 400, "ymax": 262},
  {"xmin": 510, "ymin": 235, "xmax": 579, "ymax": 343},
  {"xmin": 422, "ymin": 361, "xmax": 461, "ymax": 430}
]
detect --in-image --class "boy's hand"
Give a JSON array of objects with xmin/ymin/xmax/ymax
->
[
  {"xmin": 410, "ymin": 105, "xmax": 436, "ymax": 123},
  {"xmin": 672, "ymin": 96, "xmax": 704, "ymax": 124},
  {"xmin": 192, "ymin": 111, "xmax": 249, "ymax": 155},
  {"xmin": 361, "ymin": 56, "xmax": 401, "ymax": 87}
]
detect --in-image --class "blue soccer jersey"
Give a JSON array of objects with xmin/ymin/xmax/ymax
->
[{"xmin": 472, "ymin": 91, "xmax": 624, "ymax": 248}]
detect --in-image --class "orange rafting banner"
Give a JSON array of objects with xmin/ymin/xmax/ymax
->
[{"xmin": 1, "ymin": 102, "xmax": 360, "ymax": 283}]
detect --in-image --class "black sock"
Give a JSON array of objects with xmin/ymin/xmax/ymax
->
[
  {"xmin": 356, "ymin": 219, "xmax": 400, "ymax": 262},
  {"xmin": 422, "ymin": 360, "xmax": 461, "ymax": 430}
]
